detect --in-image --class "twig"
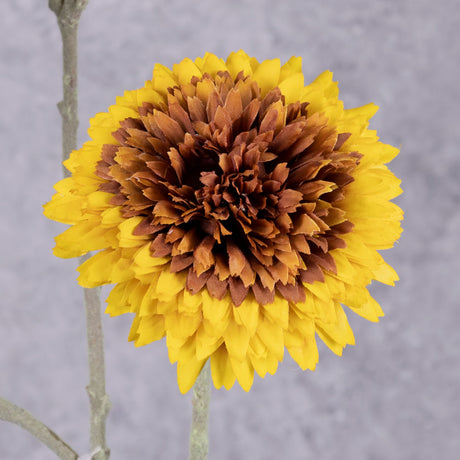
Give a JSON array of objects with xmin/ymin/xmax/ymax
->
[
  {"xmin": 49, "ymin": 2, "xmax": 111, "ymax": 459},
  {"xmin": 0, "ymin": 397, "xmax": 78, "ymax": 460},
  {"xmin": 189, "ymin": 361, "xmax": 211, "ymax": 460},
  {"xmin": 48, "ymin": 0, "xmax": 88, "ymax": 176},
  {"xmin": 82, "ymin": 281, "xmax": 111, "ymax": 460}
]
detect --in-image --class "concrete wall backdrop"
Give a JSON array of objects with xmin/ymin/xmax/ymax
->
[{"xmin": 1, "ymin": 0, "xmax": 459, "ymax": 459}]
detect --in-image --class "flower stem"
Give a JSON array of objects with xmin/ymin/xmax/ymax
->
[
  {"xmin": 82, "ymin": 282, "xmax": 111, "ymax": 460},
  {"xmin": 189, "ymin": 361, "xmax": 211, "ymax": 460},
  {"xmin": 49, "ymin": 2, "xmax": 111, "ymax": 459},
  {"xmin": 48, "ymin": 0, "xmax": 88, "ymax": 176},
  {"xmin": 0, "ymin": 397, "xmax": 79, "ymax": 459}
]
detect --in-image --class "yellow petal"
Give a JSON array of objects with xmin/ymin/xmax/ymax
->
[
  {"xmin": 43, "ymin": 192, "xmax": 85, "ymax": 224},
  {"xmin": 316, "ymin": 303, "xmax": 355, "ymax": 355},
  {"xmin": 87, "ymin": 113, "xmax": 118, "ymax": 145},
  {"xmin": 86, "ymin": 191, "xmax": 113, "ymax": 211},
  {"xmin": 339, "ymin": 103, "xmax": 379, "ymax": 132},
  {"xmin": 154, "ymin": 269, "xmax": 186, "ymax": 301},
  {"xmin": 100, "ymin": 206, "xmax": 124, "ymax": 228},
  {"xmin": 202, "ymin": 291, "xmax": 231, "ymax": 336},
  {"xmin": 196, "ymin": 325, "xmax": 224, "ymax": 360},
  {"xmin": 151, "ymin": 63, "xmax": 178, "ymax": 96},
  {"xmin": 348, "ymin": 140, "xmax": 399, "ymax": 167},
  {"xmin": 133, "ymin": 243, "xmax": 170, "ymax": 276},
  {"xmin": 224, "ymin": 321, "xmax": 250, "ymax": 361},
  {"xmin": 372, "ymin": 261, "xmax": 399, "ymax": 285},
  {"xmin": 248, "ymin": 344, "xmax": 279, "ymax": 378},
  {"xmin": 252, "ymin": 58, "xmax": 281, "ymax": 97},
  {"xmin": 105, "ymin": 281, "xmax": 131, "ymax": 316},
  {"xmin": 165, "ymin": 310, "xmax": 202, "ymax": 339},
  {"xmin": 261, "ymin": 296, "xmax": 289, "ymax": 329},
  {"xmin": 177, "ymin": 355, "xmax": 207, "ymax": 394},
  {"xmin": 229, "ymin": 356, "xmax": 254, "ymax": 391},
  {"xmin": 256, "ymin": 318, "xmax": 284, "ymax": 361},
  {"xmin": 347, "ymin": 292, "xmax": 384, "ymax": 322},
  {"xmin": 179, "ymin": 289, "xmax": 202, "ymax": 314},
  {"xmin": 108, "ymin": 102, "xmax": 139, "ymax": 124},
  {"xmin": 233, "ymin": 296, "xmax": 259, "ymax": 336},
  {"xmin": 211, "ymin": 345, "xmax": 236, "ymax": 390},
  {"xmin": 136, "ymin": 86, "xmax": 167, "ymax": 110},
  {"xmin": 134, "ymin": 315, "xmax": 165, "ymax": 346},
  {"xmin": 226, "ymin": 50, "xmax": 253, "ymax": 79},
  {"xmin": 78, "ymin": 248, "xmax": 132, "ymax": 288},
  {"xmin": 197, "ymin": 52, "xmax": 228, "ymax": 77},
  {"xmin": 279, "ymin": 56, "xmax": 302, "ymax": 81},
  {"xmin": 287, "ymin": 336, "xmax": 318, "ymax": 371},
  {"xmin": 54, "ymin": 219, "xmax": 113, "ymax": 258},
  {"xmin": 118, "ymin": 217, "xmax": 150, "ymax": 248},
  {"xmin": 278, "ymin": 73, "xmax": 304, "ymax": 104},
  {"xmin": 173, "ymin": 58, "xmax": 203, "ymax": 86}
]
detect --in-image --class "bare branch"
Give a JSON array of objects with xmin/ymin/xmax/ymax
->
[
  {"xmin": 189, "ymin": 361, "xmax": 211, "ymax": 460},
  {"xmin": 82, "ymin": 282, "xmax": 111, "ymax": 460},
  {"xmin": 50, "ymin": 2, "xmax": 111, "ymax": 459},
  {"xmin": 0, "ymin": 396, "xmax": 79, "ymax": 460}
]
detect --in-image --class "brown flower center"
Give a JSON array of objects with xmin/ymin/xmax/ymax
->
[{"xmin": 95, "ymin": 71, "xmax": 361, "ymax": 306}]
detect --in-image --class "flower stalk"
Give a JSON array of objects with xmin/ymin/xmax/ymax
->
[
  {"xmin": 0, "ymin": 397, "xmax": 78, "ymax": 459},
  {"xmin": 189, "ymin": 361, "xmax": 211, "ymax": 460},
  {"xmin": 49, "ymin": 1, "xmax": 111, "ymax": 459}
]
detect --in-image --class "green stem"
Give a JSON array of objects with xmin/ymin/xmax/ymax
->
[
  {"xmin": 189, "ymin": 361, "xmax": 211, "ymax": 460},
  {"xmin": 0, "ymin": 397, "xmax": 78, "ymax": 460},
  {"xmin": 49, "ymin": 2, "xmax": 111, "ymax": 459}
]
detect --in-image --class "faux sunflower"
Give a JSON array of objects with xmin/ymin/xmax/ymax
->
[{"xmin": 44, "ymin": 51, "xmax": 403, "ymax": 393}]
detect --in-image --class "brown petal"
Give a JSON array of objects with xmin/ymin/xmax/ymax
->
[
  {"xmin": 187, "ymin": 96, "xmax": 207, "ymax": 122},
  {"xmin": 167, "ymin": 148, "xmax": 185, "ymax": 182},
  {"xmin": 251, "ymin": 282, "xmax": 275, "ymax": 304},
  {"xmin": 206, "ymin": 274, "xmax": 228, "ymax": 300},
  {"xmin": 326, "ymin": 235, "xmax": 347, "ymax": 250},
  {"xmin": 98, "ymin": 181, "xmax": 119, "ymax": 194},
  {"xmin": 278, "ymin": 189, "xmax": 303, "ymax": 213},
  {"xmin": 101, "ymin": 144, "xmax": 118, "ymax": 165},
  {"xmin": 240, "ymin": 99, "xmax": 260, "ymax": 131},
  {"xmin": 154, "ymin": 110, "xmax": 185, "ymax": 145},
  {"xmin": 153, "ymin": 200, "xmax": 181, "ymax": 222},
  {"xmin": 194, "ymin": 236, "xmax": 215, "ymax": 271},
  {"xmin": 133, "ymin": 218, "xmax": 164, "ymax": 236},
  {"xmin": 223, "ymin": 88, "xmax": 243, "ymax": 121},
  {"xmin": 170, "ymin": 254, "xmax": 194, "ymax": 272},
  {"xmin": 229, "ymin": 277, "xmax": 249, "ymax": 307},
  {"xmin": 290, "ymin": 234, "xmax": 311, "ymax": 254},
  {"xmin": 276, "ymin": 282, "xmax": 306, "ymax": 303},
  {"xmin": 334, "ymin": 132, "xmax": 351, "ymax": 150},
  {"xmin": 240, "ymin": 260, "xmax": 256, "ymax": 287},
  {"xmin": 299, "ymin": 263, "xmax": 325, "ymax": 284},
  {"xmin": 186, "ymin": 269, "xmax": 212, "ymax": 294},
  {"xmin": 309, "ymin": 252, "xmax": 337, "ymax": 274},
  {"xmin": 176, "ymin": 227, "xmax": 200, "ymax": 254},
  {"xmin": 214, "ymin": 252, "xmax": 230, "ymax": 281},
  {"xmin": 150, "ymin": 233, "xmax": 172, "ymax": 257},
  {"xmin": 227, "ymin": 240, "xmax": 247, "ymax": 277},
  {"xmin": 270, "ymin": 162, "xmax": 290, "ymax": 184},
  {"xmin": 270, "ymin": 121, "xmax": 305, "ymax": 153},
  {"xmin": 168, "ymin": 97, "xmax": 194, "ymax": 133},
  {"xmin": 206, "ymin": 91, "xmax": 221, "ymax": 123},
  {"xmin": 266, "ymin": 261, "xmax": 289, "ymax": 285},
  {"xmin": 333, "ymin": 221, "xmax": 354, "ymax": 234},
  {"xmin": 292, "ymin": 214, "xmax": 321, "ymax": 235},
  {"xmin": 165, "ymin": 226, "xmax": 186, "ymax": 244}
]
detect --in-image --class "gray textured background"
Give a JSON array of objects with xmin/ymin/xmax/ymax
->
[{"xmin": 1, "ymin": 0, "xmax": 459, "ymax": 459}]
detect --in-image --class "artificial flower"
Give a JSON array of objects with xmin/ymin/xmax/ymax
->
[{"xmin": 44, "ymin": 51, "xmax": 403, "ymax": 393}]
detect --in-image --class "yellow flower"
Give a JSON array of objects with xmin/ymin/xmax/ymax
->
[{"xmin": 44, "ymin": 51, "xmax": 403, "ymax": 393}]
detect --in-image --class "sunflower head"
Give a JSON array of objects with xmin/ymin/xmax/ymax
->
[{"xmin": 45, "ymin": 51, "xmax": 403, "ymax": 393}]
